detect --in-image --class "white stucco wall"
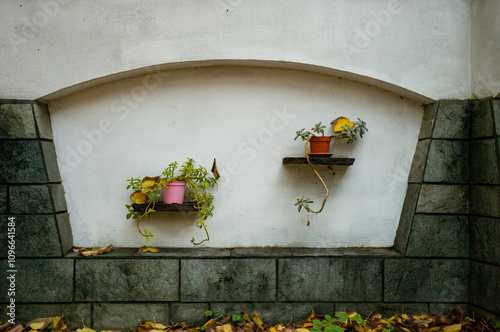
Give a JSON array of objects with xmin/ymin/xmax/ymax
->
[
  {"xmin": 0, "ymin": 0, "xmax": 471, "ymax": 100},
  {"xmin": 472, "ymin": 0, "xmax": 500, "ymax": 97},
  {"xmin": 50, "ymin": 66, "xmax": 423, "ymax": 248}
]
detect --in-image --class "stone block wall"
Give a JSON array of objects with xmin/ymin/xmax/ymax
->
[
  {"xmin": 468, "ymin": 99, "xmax": 500, "ymax": 316},
  {"xmin": 0, "ymin": 98, "xmax": 499, "ymax": 330}
]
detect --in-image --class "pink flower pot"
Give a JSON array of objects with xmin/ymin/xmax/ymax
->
[{"xmin": 162, "ymin": 181, "xmax": 186, "ymax": 204}]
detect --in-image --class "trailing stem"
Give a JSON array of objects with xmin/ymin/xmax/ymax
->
[{"xmin": 302, "ymin": 135, "xmax": 329, "ymax": 214}]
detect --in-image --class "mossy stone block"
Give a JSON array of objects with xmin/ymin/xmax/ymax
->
[
  {"xmin": 408, "ymin": 139, "xmax": 430, "ymax": 183},
  {"xmin": 470, "ymin": 99, "xmax": 495, "ymax": 138},
  {"xmin": 470, "ymin": 216, "xmax": 500, "ymax": 264},
  {"xmin": 278, "ymin": 258, "xmax": 382, "ymax": 302},
  {"xmin": 385, "ymin": 259, "xmax": 469, "ymax": 302},
  {"xmin": 433, "ymin": 101, "xmax": 468, "ymax": 139},
  {"xmin": 469, "ymin": 185, "xmax": 500, "ymax": 217},
  {"xmin": 0, "ymin": 141, "xmax": 47, "ymax": 183},
  {"xmin": 10, "ymin": 185, "xmax": 53, "ymax": 214},
  {"xmin": 75, "ymin": 259, "xmax": 178, "ymax": 301},
  {"xmin": 419, "ymin": 103, "xmax": 437, "ymax": 139},
  {"xmin": 406, "ymin": 215, "xmax": 468, "ymax": 257},
  {"xmin": 181, "ymin": 259, "xmax": 276, "ymax": 302},
  {"xmin": 0, "ymin": 259, "xmax": 73, "ymax": 302},
  {"xmin": 470, "ymin": 261, "xmax": 500, "ymax": 314},
  {"xmin": 416, "ymin": 184, "xmax": 468, "ymax": 214},
  {"xmin": 55, "ymin": 213, "xmax": 73, "ymax": 254},
  {"xmin": 394, "ymin": 184, "xmax": 420, "ymax": 254},
  {"xmin": 0, "ymin": 104, "xmax": 36, "ymax": 138},
  {"xmin": 0, "ymin": 186, "xmax": 7, "ymax": 214},
  {"xmin": 469, "ymin": 139, "xmax": 499, "ymax": 184},
  {"xmin": 170, "ymin": 303, "xmax": 208, "ymax": 326},
  {"xmin": 33, "ymin": 102, "xmax": 53, "ymax": 139},
  {"xmin": 0, "ymin": 303, "xmax": 91, "ymax": 327},
  {"xmin": 0, "ymin": 215, "xmax": 62, "ymax": 257},
  {"xmin": 424, "ymin": 140, "xmax": 468, "ymax": 183},
  {"xmin": 41, "ymin": 141, "xmax": 62, "ymax": 182}
]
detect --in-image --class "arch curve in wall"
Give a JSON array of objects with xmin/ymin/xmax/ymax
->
[{"xmin": 39, "ymin": 59, "xmax": 434, "ymax": 104}]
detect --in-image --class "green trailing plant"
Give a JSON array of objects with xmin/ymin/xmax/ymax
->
[
  {"xmin": 125, "ymin": 158, "xmax": 219, "ymax": 245},
  {"xmin": 294, "ymin": 117, "xmax": 368, "ymax": 216}
]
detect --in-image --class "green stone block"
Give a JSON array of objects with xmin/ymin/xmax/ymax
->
[
  {"xmin": 75, "ymin": 259, "xmax": 178, "ymax": 301},
  {"xmin": 470, "ymin": 216, "xmax": 500, "ymax": 264},
  {"xmin": 384, "ymin": 259, "xmax": 468, "ymax": 302},
  {"xmin": 211, "ymin": 302, "xmax": 334, "ymax": 326},
  {"xmin": 278, "ymin": 258, "xmax": 382, "ymax": 302},
  {"xmin": 10, "ymin": 185, "xmax": 53, "ymax": 214},
  {"xmin": 0, "ymin": 259, "xmax": 73, "ymax": 302},
  {"xmin": 406, "ymin": 215, "xmax": 468, "ymax": 257},
  {"xmin": 433, "ymin": 101, "xmax": 468, "ymax": 139},
  {"xmin": 0, "ymin": 215, "xmax": 62, "ymax": 257},
  {"xmin": 49, "ymin": 184, "xmax": 67, "ymax": 212},
  {"xmin": 394, "ymin": 184, "xmax": 421, "ymax": 254},
  {"xmin": 181, "ymin": 259, "xmax": 275, "ymax": 302},
  {"xmin": 493, "ymin": 99, "xmax": 500, "ymax": 135},
  {"xmin": 470, "ymin": 139, "xmax": 499, "ymax": 184},
  {"xmin": 170, "ymin": 303, "xmax": 208, "ymax": 326},
  {"xmin": 55, "ymin": 213, "xmax": 74, "ymax": 254},
  {"xmin": 33, "ymin": 102, "xmax": 53, "ymax": 139},
  {"xmin": 0, "ymin": 104, "xmax": 36, "ymax": 138},
  {"xmin": 469, "ymin": 186, "xmax": 500, "ymax": 217},
  {"xmin": 470, "ymin": 261, "xmax": 500, "ymax": 314},
  {"xmin": 470, "ymin": 99, "xmax": 494, "ymax": 138},
  {"xmin": 93, "ymin": 303, "xmax": 169, "ymax": 331},
  {"xmin": 0, "ymin": 186, "xmax": 7, "ymax": 214},
  {"xmin": 335, "ymin": 303, "xmax": 429, "ymax": 317},
  {"xmin": 0, "ymin": 303, "xmax": 91, "ymax": 326},
  {"xmin": 416, "ymin": 184, "xmax": 468, "ymax": 214},
  {"xmin": 419, "ymin": 103, "xmax": 437, "ymax": 140},
  {"xmin": 0, "ymin": 141, "xmax": 47, "ymax": 183},
  {"xmin": 408, "ymin": 139, "xmax": 430, "ymax": 183},
  {"xmin": 424, "ymin": 140, "xmax": 468, "ymax": 183},
  {"xmin": 41, "ymin": 141, "xmax": 62, "ymax": 182}
]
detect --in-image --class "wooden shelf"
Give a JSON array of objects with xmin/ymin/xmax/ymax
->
[
  {"xmin": 133, "ymin": 202, "xmax": 197, "ymax": 212},
  {"xmin": 283, "ymin": 157, "xmax": 355, "ymax": 165}
]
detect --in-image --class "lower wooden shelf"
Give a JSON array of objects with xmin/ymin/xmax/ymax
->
[
  {"xmin": 133, "ymin": 202, "xmax": 197, "ymax": 212},
  {"xmin": 283, "ymin": 157, "xmax": 355, "ymax": 165}
]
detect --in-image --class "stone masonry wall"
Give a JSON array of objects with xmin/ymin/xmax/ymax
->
[{"xmin": 0, "ymin": 99, "xmax": 497, "ymax": 330}]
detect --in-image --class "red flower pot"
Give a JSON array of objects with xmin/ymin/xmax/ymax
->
[{"xmin": 308, "ymin": 136, "xmax": 332, "ymax": 155}]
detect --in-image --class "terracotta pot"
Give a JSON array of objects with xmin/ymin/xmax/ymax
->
[
  {"xmin": 309, "ymin": 136, "xmax": 332, "ymax": 154},
  {"xmin": 162, "ymin": 181, "xmax": 186, "ymax": 204}
]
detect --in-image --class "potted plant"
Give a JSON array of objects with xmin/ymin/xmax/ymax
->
[
  {"xmin": 125, "ymin": 158, "xmax": 219, "ymax": 245},
  {"xmin": 294, "ymin": 117, "xmax": 367, "ymax": 220}
]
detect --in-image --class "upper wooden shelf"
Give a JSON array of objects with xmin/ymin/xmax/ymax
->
[
  {"xmin": 133, "ymin": 202, "xmax": 197, "ymax": 212},
  {"xmin": 282, "ymin": 157, "xmax": 355, "ymax": 165}
]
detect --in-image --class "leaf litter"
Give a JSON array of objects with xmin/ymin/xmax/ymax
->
[{"xmin": 1, "ymin": 307, "xmax": 499, "ymax": 332}]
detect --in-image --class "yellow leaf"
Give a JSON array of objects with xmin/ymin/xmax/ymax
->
[
  {"xmin": 270, "ymin": 328, "xmax": 278, "ymax": 332},
  {"xmin": 51, "ymin": 316, "xmax": 64, "ymax": 330},
  {"xmin": 131, "ymin": 191, "xmax": 148, "ymax": 204},
  {"xmin": 152, "ymin": 323, "xmax": 168, "ymax": 330},
  {"xmin": 149, "ymin": 329, "xmax": 166, "ymax": 332},
  {"xmin": 216, "ymin": 324, "xmax": 233, "ymax": 332},
  {"xmin": 28, "ymin": 317, "xmax": 52, "ymax": 330},
  {"xmin": 76, "ymin": 324, "xmax": 96, "ymax": 332},
  {"xmin": 442, "ymin": 324, "xmax": 462, "ymax": 332},
  {"xmin": 302, "ymin": 323, "xmax": 315, "ymax": 328},
  {"xmin": 331, "ymin": 117, "xmax": 355, "ymax": 132},
  {"xmin": 139, "ymin": 246, "xmax": 160, "ymax": 253},
  {"xmin": 295, "ymin": 329, "xmax": 310, "ymax": 332},
  {"xmin": 354, "ymin": 324, "xmax": 365, "ymax": 332},
  {"xmin": 141, "ymin": 176, "xmax": 161, "ymax": 193},
  {"xmin": 80, "ymin": 244, "xmax": 114, "ymax": 256},
  {"xmin": 251, "ymin": 312, "xmax": 264, "ymax": 328}
]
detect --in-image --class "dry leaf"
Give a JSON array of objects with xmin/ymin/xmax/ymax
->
[
  {"xmin": 73, "ymin": 247, "xmax": 88, "ymax": 253},
  {"xmin": 80, "ymin": 244, "xmax": 114, "ymax": 256},
  {"xmin": 251, "ymin": 313, "xmax": 263, "ymax": 328},
  {"xmin": 216, "ymin": 324, "xmax": 234, "ymax": 332},
  {"xmin": 211, "ymin": 159, "xmax": 220, "ymax": 180},
  {"xmin": 28, "ymin": 317, "xmax": 52, "ymax": 330},
  {"xmin": 331, "ymin": 116, "xmax": 355, "ymax": 132},
  {"xmin": 442, "ymin": 324, "xmax": 462, "ymax": 332},
  {"xmin": 138, "ymin": 246, "xmax": 160, "ymax": 253},
  {"xmin": 141, "ymin": 176, "xmax": 161, "ymax": 193},
  {"xmin": 131, "ymin": 191, "xmax": 148, "ymax": 204}
]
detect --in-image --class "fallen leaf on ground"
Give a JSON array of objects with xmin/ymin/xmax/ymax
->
[
  {"xmin": 138, "ymin": 246, "xmax": 160, "ymax": 253},
  {"xmin": 78, "ymin": 244, "xmax": 114, "ymax": 256}
]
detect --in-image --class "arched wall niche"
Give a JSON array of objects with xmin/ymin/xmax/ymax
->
[{"xmin": 46, "ymin": 64, "xmax": 425, "ymax": 248}]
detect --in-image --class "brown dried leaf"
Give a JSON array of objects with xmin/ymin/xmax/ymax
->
[
  {"xmin": 80, "ymin": 244, "xmax": 114, "ymax": 256},
  {"xmin": 251, "ymin": 313, "xmax": 264, "ymax": 329}
]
